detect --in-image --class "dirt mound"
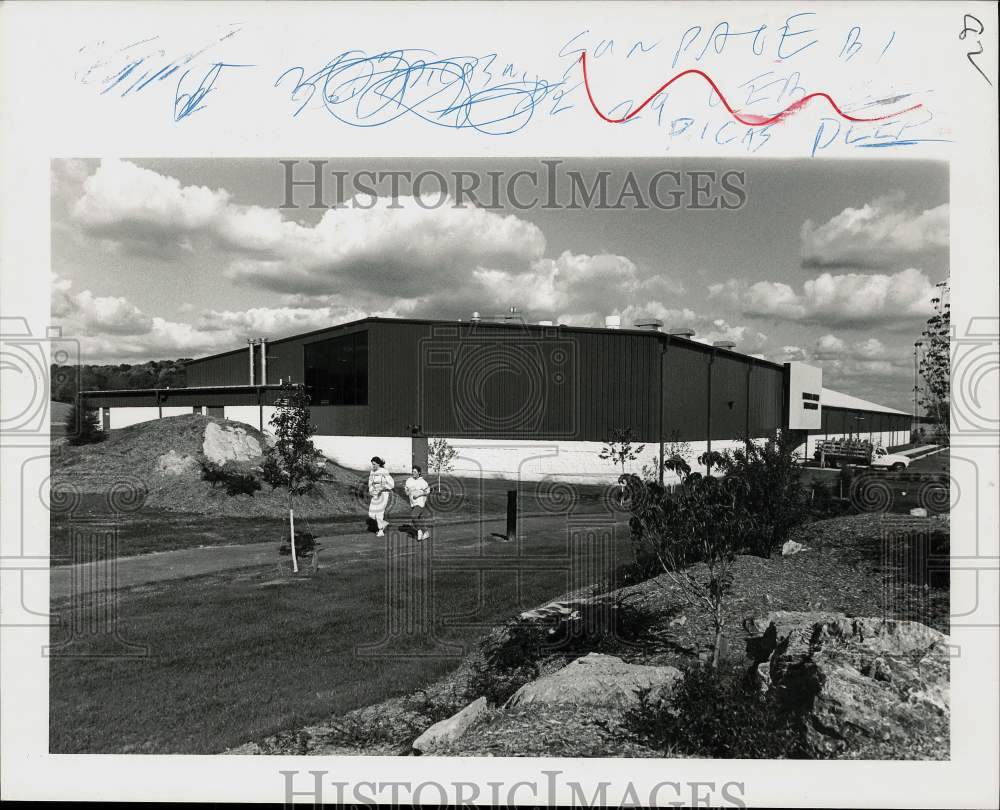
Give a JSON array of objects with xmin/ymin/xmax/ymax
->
[{"xmin": 51, "ymin": 414, "xmax": 365, "ymax": 517}]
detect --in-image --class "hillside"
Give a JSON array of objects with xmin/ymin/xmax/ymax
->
[{"xmin": 51, "ymin": 414, "xmax": 366, "ymax": 517}]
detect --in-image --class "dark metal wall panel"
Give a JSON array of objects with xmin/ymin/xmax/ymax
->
[
  {"xmin": 662, "ymin": 344, "xmax": 709, "ymax": 442},
  {"xmin": 310, "ymin": 406, "xmax": 372, "ymax": 435},
  {"xmin": 366, "ymin": 321, "xmax": 659, "ymax": 441},
  {"xmin": 748, "ymin": 364, "xmax": 784, "ymax": 436},
  {"xmin": 711, "ymin": 354, "xmax": 750, "ymax": 441}
]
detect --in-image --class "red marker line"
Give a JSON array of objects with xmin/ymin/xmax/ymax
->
[{"xmin": 579, "ymin": 51, "xmax": 922, "ymax": 126}]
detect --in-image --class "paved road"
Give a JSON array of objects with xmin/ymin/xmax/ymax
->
[{"xmin": 50, "ymin": 511, "xmax": 631, "ymax": 601}]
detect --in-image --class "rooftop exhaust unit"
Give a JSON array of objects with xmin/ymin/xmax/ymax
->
[
  {"xmin": 471, "ymin": 311, "xmax": 481, "ymax": 322},
  {"xmin": 259, "ymin": 337, "xmax": 268, "ymax": 384},
  {"xmin": 247, "ymin": 339, "xmax": 255, "ymax": 385},
  {"xmin": 605, "ymin": 315, "xmax": 622, "ymax": 329},
  {"xmin": 635, "ymin": 318, "xmax": 663, "ymax": 331},
  {"xmin": 504, "ymin": 306, "xmax": 522, "ymax": 322},
  {"xmin": 668, "ymin": 328, "xmax": 696, "ymax": 338},
  {"xmin": 712, "ymin": 340, "xmax": 736, "ymax": 349},
  {"xmin": 538, "ymin": 320, "xmax": 554, "ymax": 326}
]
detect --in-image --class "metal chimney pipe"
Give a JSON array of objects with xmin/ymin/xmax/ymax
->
[
  {"xmin": 260, "ymin": 337, "xmax": 268, "ymax": 385},
  {"xmin": 248, "ymin": 339, "xmax": 255, "ymax": 385}
]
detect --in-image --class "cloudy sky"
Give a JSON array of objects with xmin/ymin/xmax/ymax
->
[{"xmin": 51, "ymin": 157, "xmax": 948, "ymax": 411}]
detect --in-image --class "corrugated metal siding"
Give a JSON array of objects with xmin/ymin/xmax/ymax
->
[
  {"xmin": 374, "ymin": 322, "xmax": 641, "ymax": 441},
  {"xmin": 662, "ymin": 344, "xmax": 709, "ymax": 441},
  {"xmin": 175, "ymin": 319, "xmax": 796, "ymax": 443},
  {"xmin": 748, "ymin": 364, "xmax": 784, "ymax": 436},
  {"xmin": 711, "ymin": 354, "xmax": 749, "ymax": 440}
]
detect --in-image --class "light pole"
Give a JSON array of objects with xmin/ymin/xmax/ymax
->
[{"xmin": 913, "ymin": 340, "xmax": 923, "ymax": 435}]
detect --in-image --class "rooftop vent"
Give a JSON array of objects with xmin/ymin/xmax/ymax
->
[
  {"xmin": 668, "ymin": 328, "xmax": 696, "ymax": 338},
  {"xmin": 504, "ymin": 306, "xmax": 522, "ymax": 321},
  {"xmin": 635, "ymin": 318, "xmax": 663, "ymax": 332},
  {"xmin": 712, "ymin": 340, "xmax": 737, "ymax": 349},
  {"xmin": 471, "ymin": 311, "xmax": 481, "ymax": 322},
  {"xmin": 605, "ymin": 315, "xmax": 622, "ymax": 329},
  {"xmin": 537, "ymin": 319, "xmax": 554, "ymax": 326}
]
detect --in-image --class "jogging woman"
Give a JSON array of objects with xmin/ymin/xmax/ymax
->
[{"xmin": 367, "ymin": 456, "xmax": 394, "ymax": 537}]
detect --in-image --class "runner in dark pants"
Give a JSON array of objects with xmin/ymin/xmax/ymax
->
[{"xmin": 404, "ymin": 465, "xmax": 431, "ymax": 541}]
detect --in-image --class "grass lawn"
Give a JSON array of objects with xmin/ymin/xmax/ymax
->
[
  {"xmin": 50, "ymin": 476, "xmax": 616, "ymax": 565},
  {"xmin": 49, "ymin": 518, "xmax": 633, "ymax": 754}
]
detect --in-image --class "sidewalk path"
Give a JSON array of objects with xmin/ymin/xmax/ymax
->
[
  {"xmin": 896, "ymin": 444, "xmax": 941, "ymax": 457},
  {"xmin": 50, "ymin": 512, "xmax": 630, "ymax": 601}
]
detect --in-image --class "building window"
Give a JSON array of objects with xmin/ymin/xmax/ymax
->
[{"xmin": 304, "ymin": 331, "xmax": 368, "ymax": 406}]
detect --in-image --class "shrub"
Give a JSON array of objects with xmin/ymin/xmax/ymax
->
[
  {"xmin": 201, "ymin": 461, "xmax": 261, "ymax": 497},
  {"xmin": 225, "ymin": 472, "xmax": 261, "ymax": 497},
  {"xmin": 715, "ymin": 433, "xmax": 808, "ymax": 557},
  {"xmin": 624, "ymin": 663, "xmax": 807, "ymax": 759},
  {"xmin": 626, "ymin": 472, "xmax": 755, "ymax": 666},
  {"xmin": 200, "ymin": 461, "xmax": 228, "ymax": 488},
  {"xmin": 65, "ymin": 399, "xmax": 105, "ymax": 446},
  {"xmin": 278, "ymin": 531, "xmax": 317, "ymax": 557}
]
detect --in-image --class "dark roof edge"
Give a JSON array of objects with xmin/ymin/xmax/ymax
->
[{"xmin": 184, "ymin": 316, "xmax": 787, "ymax": 372}]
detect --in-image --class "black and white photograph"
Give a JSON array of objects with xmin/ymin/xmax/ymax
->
[
  {"xmin": 47, "ymin": 156, "xmax": 951, "ymax": 760},
  {"xmin": 1, "ymin": 2, "xmax": 997, "ymax": 807}
]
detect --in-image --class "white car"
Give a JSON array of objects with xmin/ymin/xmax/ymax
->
[{"xmin": 869, "ymin": 447, "xmax": 911, "ymax": 472}]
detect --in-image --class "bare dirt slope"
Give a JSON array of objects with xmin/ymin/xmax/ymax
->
[{"xmin": 51, "ymin": 414, "xmax": 366, "ymax": 517}]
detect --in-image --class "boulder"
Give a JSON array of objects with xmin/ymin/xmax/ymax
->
[
  {"xmin": 156, "ymin": 450, "xmax": 200, "ymax": 476},
  {"xmin": 745, "ymin": 611, "xmax": 949, "ymax": 757},
  {"xmin": 202, "ymin": 422, "xmax": 263, "ymax": 465},
  {"xmin": 505, "ymin": 653, "xmax": 682, "ymax": 710},
  {"xmin": 781, "ymin": 540, "xmax": 807, "ymax": 556},
  {"xmin": 411, "ymin": 697, "xmax": 489, "ymax": 753}
]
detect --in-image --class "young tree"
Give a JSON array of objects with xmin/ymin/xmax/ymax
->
[
  {"xmin": 919, "ymin": 280, "xmax": 950, "ymax": 442},
  {"xmin": 261, "ymin": 385, "xmax": 322, "ymax": 573},
  {"xmin": 626, "ymin": 471, "xmax": 755, "ymax": 668},
  {"xmin": 65, "ymin": 397, "xmax": 105, "ymax": 446},
  {"xmin": 428, "ymin": 437, "xmax": 457, "ymax": 491},
  {"xmin": 599, "ymin": 427, "xmax": 646, "ymax": 479}
]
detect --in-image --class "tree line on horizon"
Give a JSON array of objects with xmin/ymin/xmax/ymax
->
[{"xmin": 50, "ymin": 359, "xmax": 190, "ymax": 403}]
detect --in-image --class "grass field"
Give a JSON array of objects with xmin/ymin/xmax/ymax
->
[
  {"xmin": 49, "ymin": 514, "xmax": 633, "ymax": 754},
  {"xmin": 50, "ymin": 475, "xmax": 616, "ymax": 565}
]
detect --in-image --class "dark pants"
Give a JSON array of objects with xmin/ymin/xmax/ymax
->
[{"xmin": 410, "ymin": 504, "xmax": 429, "ymax": 534}]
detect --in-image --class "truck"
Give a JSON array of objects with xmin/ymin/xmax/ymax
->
[{"xmin": 813, "ymin": 439, "xmax": 911, "ymax": 471}]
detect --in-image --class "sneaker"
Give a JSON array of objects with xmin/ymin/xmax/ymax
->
[
  {"xmin": 376, "ymin": 530, "xmax": 385, "ymax": 537},
  {"xmin": 417, "ymin": 530, "xmax": 427, "ymax": 541}
]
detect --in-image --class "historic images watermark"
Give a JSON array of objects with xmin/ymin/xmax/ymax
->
[
  {"xmin": 279, "ymin": 159, "xmax": 749, "ymax": 212},
  {"xmin": 280, "ymin": 768, "xmax": 748, "ymax": 808}
]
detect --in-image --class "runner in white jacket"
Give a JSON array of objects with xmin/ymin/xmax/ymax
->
[
  {"xmin": 367, "ymin": 456, "xmax": 394, "ymax": 537},
  {"xmin": 404, "ymin": 466, "xmax": 431, "ymax": 541}
]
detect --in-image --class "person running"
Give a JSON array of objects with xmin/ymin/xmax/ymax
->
[
  {"xmin": 367, "ymin": 456, "xmax": 394, "ymax": 537},
  {"xmin": 404, "ymin": 465, "xmax": 431, "ymax": 541}
]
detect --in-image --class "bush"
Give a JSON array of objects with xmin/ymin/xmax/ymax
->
[
  {"xmin": 225, "ymin": 472, "xmax": 261, "ymax": 497},
  {"xmin": 278, "ymin": 530, "xmax": 317, "ymax": 557},
  {"xmin": 715, "ymin": 434, "xmax": 807, "ymax": 557},
  {"xmin": 65, "ymin": 399, "xmax": 105, "ymax": 446},
  {"xmin": 201, "ymin": 460, "xmax": 262, "ymax": 497},
  {"xmin": 624, "ymin": 663, "xmax": 807, "ymax": 759}
]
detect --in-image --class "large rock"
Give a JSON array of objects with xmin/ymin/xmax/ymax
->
[
  {"xmin": 202, "ymin": 422, "xmax": 262, "ymax": 465},
  {"xmin": 411, "ymin": 697, "xmax": 489, "ymax": 753},
  {"xmin": 505, "ymin": 653, "xmax": 682, "ymax": 710},
  {"xmin": 745, "ymin": 611, "xmax": 950, "ymax": 757},
  {"xmin": 156, "ymin": 450, "xmax": 200, "ymax": 476}
]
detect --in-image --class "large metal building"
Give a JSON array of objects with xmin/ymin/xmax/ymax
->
[{"xmin": 81, "ymin": 316, "xmax": 911, "ymax": 481}]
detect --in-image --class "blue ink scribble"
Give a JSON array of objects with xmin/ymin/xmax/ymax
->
[
  {"xmin": 174, "ymin": 62, "xmax": 253, "ymax": 121},
  {"xmin": 276, "ymin": 49, "xmax": 564, "ymax": 134}
]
